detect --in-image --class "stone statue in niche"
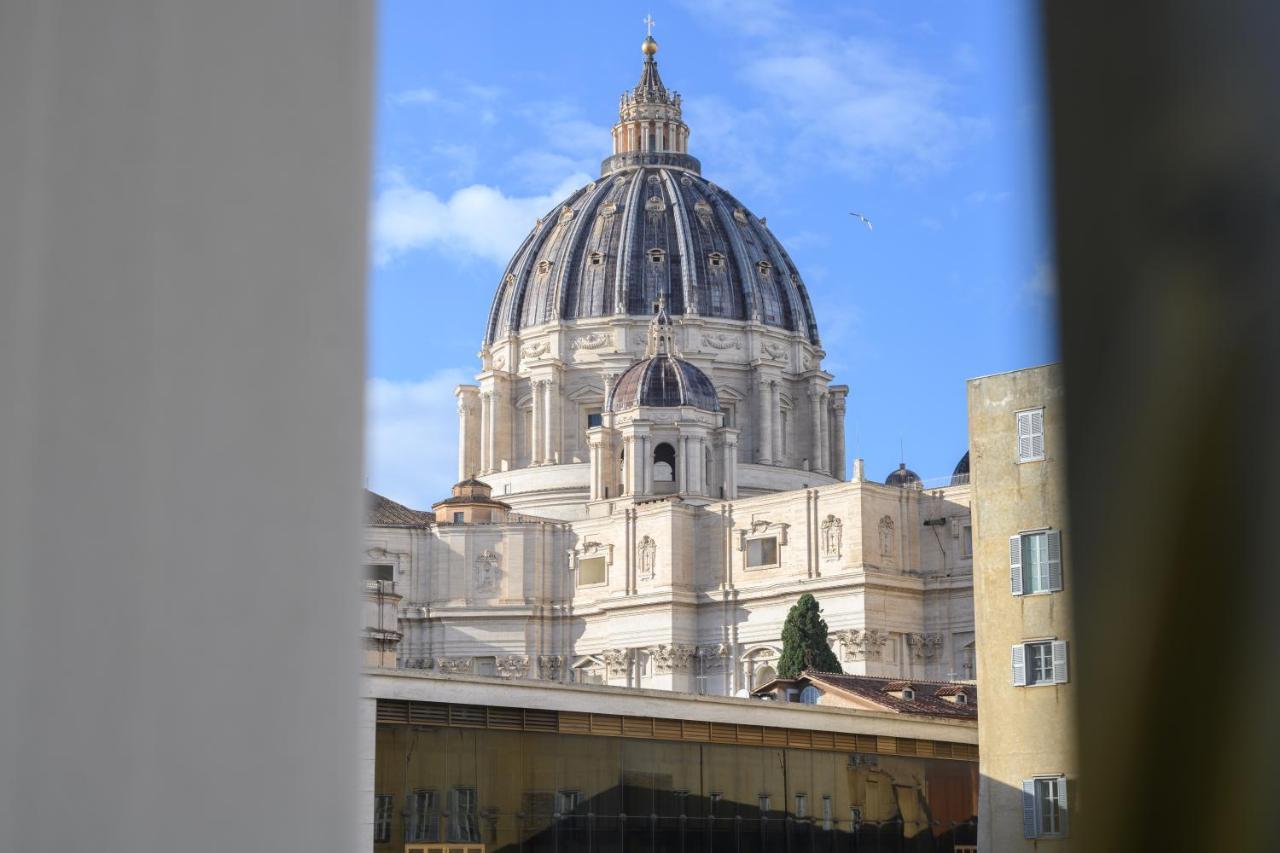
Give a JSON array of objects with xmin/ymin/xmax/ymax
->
[
  {"xmin": 821, "ymin": 514, "xmax": 842, "ymax": 559},
  {"xmin": 638, "ymin": 535, "xmax": 656, "ymax": 581},
  {"xmin": 878, "ymin": 516, "xmax": 896, "ymax": 558},
  {"xmin": 474, "ymin": 550, "xmax": 500, "ymax": 594}
]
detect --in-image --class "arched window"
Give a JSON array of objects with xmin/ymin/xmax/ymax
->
[
  {"xmin": 799, "ymin": 685, "xmax": 820, "ymax": 705},
  {"xmin": 648, "ymin": 247, "xmax": 665, "ymax": 264},
  {"xmin": 753, "ymin": 665, "xmax": 777, "ymax": 689},
  {"xmin": 653, "ymin": 442, "xmax": 675, "ymax": 482}
]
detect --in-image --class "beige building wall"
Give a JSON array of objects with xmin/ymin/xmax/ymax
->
[{"xmin": 968, "ymin": 364, "xmax": 1077, "ymax": 851}]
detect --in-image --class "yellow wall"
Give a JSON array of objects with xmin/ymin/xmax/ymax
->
[{"xmin": 968, "ymin": 364, "xmax": 1077, "ymax": 851}]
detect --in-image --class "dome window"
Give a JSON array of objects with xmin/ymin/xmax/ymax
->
[
  {"xmin": 558, "ymin": 206, "xmax": 575, "ymax": 223},
  {"xmin": 708, "ymin": 252, "xmax": 725, "ymax": 269},
  {"xmin": 648, "ymin": 248, "xmax": 665, "ymax": 264},
  {"xmin": 599, "ymin": 202, "xmax": 618, "ymax": 218},
  {"xmin": 645, "ymin": 195, "xmax": 666, "ymax": 213},
  {"xmin": 756, "ymin": 260, "xmax": 773, "ymax": 278},
  {"xmin": 589, "ymin": 252, "xmax": 604, "ymax": 266},
  {"xmin": 733, "ymin": 208, "xmax": 750, "ymax": 225},
  {"xmin": 537, "ymin": 259, "xmax": 552, "ymax": 276},
  {"xmin": 694, "ymin": 200, "xmax": 713, "ymax": 220}
]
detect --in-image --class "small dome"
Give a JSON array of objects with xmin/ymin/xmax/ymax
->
[
  {"xmin": 607, "ymin": 354, "xmax": 720, "ymax": 412},
  {"xmin": 885, "ymin": 463, "xmax": 922, "ymax": 488},
  {"xmin": 951, "ymin": 451, "xmax": 970, "ymax": 485}
]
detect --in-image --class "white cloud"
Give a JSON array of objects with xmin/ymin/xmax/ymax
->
[
  {"xmin": 365, "ymin": 372, "xmax": 473, "ymax": 510},
  {"xmin": 683, "ymin": 4, "xmax": 986, "ymax": 188},
  {"xmin": 391, "ymin": 87, "xmax": 440, "ymax": 106},
  {"xmin": 1026, "ymin": 260, "xmax": 1057, "ymax": 299},
  {"xmin": 372, "ymin": 170, "xmax": 591, "ymax": 265}
]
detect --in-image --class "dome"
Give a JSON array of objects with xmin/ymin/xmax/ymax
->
[
  {"xmin": 607, "ymin": 353, "xmax": 720, "ymax": 413},
  {"xmin": 885, "ymin": 463, "xmax": 922, "ymax": 488},
  {"xmin": 951, "ymin": 451, "xmax": 970, "ymax": 485},
  {"xmin": 483, "ymin": 44, "xmax": 819, "ymax": 346}
]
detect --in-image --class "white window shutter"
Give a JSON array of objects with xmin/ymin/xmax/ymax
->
[
  {"xmin": 1046, "ymin": 530, "xmax": 1063, "ymax": 591},
  {"xmin": 1052, "ymin": 640, "xmax": 1069, "ymax": 683},
  {"xmin": 1009, "ymin": 535, "xmax": 1024, "ymax": 595},
  {"xmin": 1011, "ymin": 644, "xmax": 1027, "ymax": 686},
  {"xmin": 1017, "ymin": 411, "xmax": 1033, "ymax": 460},
  {"xmin": 1021, "ymin": 780, "xmax": 1037, "ymax": 837},
  {"xmin": 1029, "ymin": 409, "xmax": 1045, "ymax": 458},
  {"xmin": 1056, "ymin": 776, "xmax": 1070, "ymax": 836}
]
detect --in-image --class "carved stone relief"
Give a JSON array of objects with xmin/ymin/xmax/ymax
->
[
  {"xmin": 701, "ymin": 333, "xmax": 741, "ymax": 351},
  {"xmin": 571, "ymin": 332, "xmax": 610, "ymax": 351},
  {"xmin": 638, "ymin": 535, "xmax": 656, "ymax": 582},
  {"xmin": 474, "ymin": 549, "xmax": 501, "ymax": 594},
  {"xmin": 650, "ymin": 644, "xmax": 696, "ymax": 674},
  {"xmin": 906, "ymin": 633, "xmax": 944, "ymax": 660},
  {"xmin": 878, "ymin": 516, "xmax": 896, "ymax": 558},
  {"xmin": 538, "ymin": 655, "xmax": 564, "ymax": 681},
  {"xmin": 821, "ymin": 515, "xmax": 842, "ymax": 560},
  {"xmin": 521, "ymin": 341, "xmax": 550, "ymax": 360},
  {"xmin": 601, "ymin": 648, "xmax": 631, "ymax": 678},
  {"xmin": 834, "ymin": 629, "xmax": 890, "ymax": 662},
  {"xmin": 437, "ymin": 657, "xmax": 474, "ymax": 675},
  {"xmin": 762, "ymin": 341, "xmax": 788, "ymax": 362},
  {"xmin": 496, "ymin": 655, "xmax": 529, "ymax": 678}
]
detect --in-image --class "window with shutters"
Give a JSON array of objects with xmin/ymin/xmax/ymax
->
[
  {"xmin": 1009, "ymin": 529, "xmax": 1063, "ymax": 595},
  {"xmin": 1022, "ymin": 776, "xmax": 1069, "ymax": 838},
  {"xmin": 1016, "ymin": 408, "xmax": 1046, "ymax": 462},
  {"xmin": 405, "ymin": 789, "xmax": 439, "ymax": 842},
  {"xmin": 799, "ymin": 685, "xmax": 820, "ymax": 705},
  {"xmin": 1012, "ymin": 639, "xmax": 1069, "ymax": 686},
  {"xmin": 374, "ymin": 794, "xmax": 393, "ymax": 843}
]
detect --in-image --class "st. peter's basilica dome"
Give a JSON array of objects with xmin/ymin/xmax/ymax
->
[{"xmin": 484, "ymin": 37, "xmax": 820, "ymax": 346}]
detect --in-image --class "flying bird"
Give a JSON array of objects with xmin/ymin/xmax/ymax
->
[{"xmin": 849, "ymin": 212, "xmax": 874, "ymax": 231}]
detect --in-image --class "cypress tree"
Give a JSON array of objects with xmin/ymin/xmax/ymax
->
[{"xmin": 777, "ymin": 593, "xmax": 842, "ymax": 678}]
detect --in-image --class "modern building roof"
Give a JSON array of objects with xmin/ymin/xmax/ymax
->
[
  {"xmin": 754, "ymin": 671, "xmax": 978, "ymax": 720},
  {"xmin": 365, "ymin": 490, "xmax": 435, "ymax": 527},
  {"xmin": 483, "ymin": 43, "xmax": 820, "ymax": 345}
]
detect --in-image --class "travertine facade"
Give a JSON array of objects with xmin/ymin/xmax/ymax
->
[
  {"xmin": 968, "ymin": 364, "xmax": 1076, "ymax": 850},
  {"xmin": 365, "ymin": 36, "xmax": 975, "ymax": 698}
]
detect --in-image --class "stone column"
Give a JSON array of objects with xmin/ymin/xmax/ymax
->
[
  {"xmin": 641, "ymin": 434, "xmax": 652, "ymax": 495},
  {"xmin": 530, "ymin": 380, "xmax": 543, "ymax": 465},
  {"xmin": 818, "ymin": 392, "xmax": 831, "ymax": 476},
  {"xmin": 756, "ymin": 369, "xmax": 773, "ymax": 464},
  {"xmin": 830, "ymin": 386, "xmax": 848, "ymax": 481},
  {"xmin": 694, "ymin": 436, "xmax": 706, "ymax": 495},
  {"xmin": 723, "ymin": 432, "xmax": 739, "ymax": 499},
  {"xmin": 479, "ymin": 391, "xmax": 491, "ymax": 474},
  {"xmin": 455, "ymin": 386, "xmax": 479, "ymax": 481},
  {"xmin": 675, "ymin": 434, "xmax": 686, "ymax": 492},
  {"xmin": 809, "ymin": 385, "xmax": 823, "ymax": 473},
  {"xmin": 542, "ymin": 378, "xmax": 556, "ymax": 464},
  {"xmin": 770, "ymin": 380, "xmax": 782, "ymax": 465}
]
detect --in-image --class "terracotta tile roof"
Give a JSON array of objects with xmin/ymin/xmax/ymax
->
[
  {"xmin": 752, "ymin": 671, "xmax": 977, "ymax": 720},
  {"xmin": 365, "ymin": 490, "xmax": 435, "ymax": 527},
  {"xmin": 806, "ymin": 672, "xmax": 977, "ymax": 718}
]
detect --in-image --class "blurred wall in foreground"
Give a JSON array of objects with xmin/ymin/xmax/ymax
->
[
  {"xmin": 1043, "ymin": 0, "xmax": 1280, "ymax": 850},
  {"xmin": 0, "ymin": 1, "xmax": 373, "ymax": 850}
]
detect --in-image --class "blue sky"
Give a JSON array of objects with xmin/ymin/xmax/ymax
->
[{"xmin": 367, "ymin": 0, "xmax": 1055, "ymax": 508}]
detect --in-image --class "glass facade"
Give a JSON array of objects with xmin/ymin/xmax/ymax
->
[{"xmin": 376, "ymin": 723, "xmax": 978, "ymax": 852}]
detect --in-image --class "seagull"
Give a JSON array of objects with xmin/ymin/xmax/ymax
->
[{"xmin": 849, "ymin": 212, "xmax": 874, "ymax": 231}]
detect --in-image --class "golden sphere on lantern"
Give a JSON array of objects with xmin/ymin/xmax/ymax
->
[{"xmin": 642, "ymin": 35, "xmax": 658, "ymax": 56}]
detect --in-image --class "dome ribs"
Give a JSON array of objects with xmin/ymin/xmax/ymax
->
[
  {"xmin": 612, "ymin": 170, "xmax": 646, "ymax": 316},
  {"xmin": 659, "ymin": 169, "xmax": 699, "ymax": 318},
  {"xmin": 481, "ymin": 169, "xmax": 820, "ymax": 347}
]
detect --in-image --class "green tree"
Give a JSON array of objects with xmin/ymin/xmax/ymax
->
[{"xmin": 777, "ymin": 593, "xmax": 842, "ymax": 678}]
